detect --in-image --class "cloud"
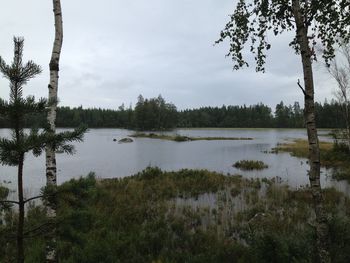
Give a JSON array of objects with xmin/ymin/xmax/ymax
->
[{"xmin": 0, "ymin": 0, "xmax": 337, "ymax": 110}]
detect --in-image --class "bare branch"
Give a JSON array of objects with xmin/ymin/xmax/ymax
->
[
  {"xmin": 23, "ymin": 195, "xmax": 45, "ymax": 204},
  {"xmin": 0, "ymin": 199, "xmax": 19, "ymax": 205},
  {"xmin": 297, "ymin": 79, "xmax": 306, "ymax": 96},
  {"xmin": 23, "ymin": 221, "xmax": 55, "ymax": 237}
]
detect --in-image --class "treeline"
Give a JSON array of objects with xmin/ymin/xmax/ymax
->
[
  {"xmin": 0, "ymin": 96, "xmax": 345, "ymax": 129},
  {"xmin": 179, "ymin": 102, "xmax": 301, "ymax": 128}
]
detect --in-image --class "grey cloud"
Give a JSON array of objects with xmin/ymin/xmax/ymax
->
[{"xmin": 0, "ymin": 0, "xmax": 337, "ymax": 111}]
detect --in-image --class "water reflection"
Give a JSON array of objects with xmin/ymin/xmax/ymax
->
[{"xmin": 0, "ymin": 128, "xmax": 349, "ymax": 198}]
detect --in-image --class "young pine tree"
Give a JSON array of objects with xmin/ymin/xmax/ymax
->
[{"xmin": 0, "ymin": 37, "xmax": 86, "ymax": 263}]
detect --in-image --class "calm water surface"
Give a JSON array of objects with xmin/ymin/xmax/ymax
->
[{"xmin": 1, "ymin": 128, "xmax": 349, "ymax": 198}]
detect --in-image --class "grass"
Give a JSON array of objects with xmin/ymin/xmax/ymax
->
[
  {"xmin": 130, "ymin": 132, "xmax": 253, "ymax": 141},
  {"xmin": 272, "ymin": 139, "xmax": 333, "ymax": 159},
  {"xmin": 233, "ymin": 160, "xmax": 268, "ymax": 170},
  {"xmin": 2, "ymin": 168, "xmax": 350, "ymax": 262},
  {"xmin": 273, "ymin": 139, "xmax": 350, "ymax": 181}
]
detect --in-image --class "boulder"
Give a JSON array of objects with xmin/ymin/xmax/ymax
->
[{"xmin": 118, "ymin": 137, "xmax": 134, "ymax": 143}]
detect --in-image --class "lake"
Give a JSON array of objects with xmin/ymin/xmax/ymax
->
[{"xmin": 1, "ymin": 128, "xmax": 349, "ymax": 198}]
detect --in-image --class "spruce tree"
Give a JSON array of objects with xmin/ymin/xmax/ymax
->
[{"xmin": 0, "ymin": 37, "xmax": 86, "ymax": 263}]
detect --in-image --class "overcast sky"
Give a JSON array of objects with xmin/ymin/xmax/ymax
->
[{"xmin": 0, "ymin": 0, "xmax": 337, "ymax": 110}]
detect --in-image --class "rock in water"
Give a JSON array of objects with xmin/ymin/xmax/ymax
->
[{"xmin": 118, "ymin": 138, "xmax": 133, "ymax": 143}]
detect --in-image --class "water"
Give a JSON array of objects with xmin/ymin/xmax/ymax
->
[{"xmin": 0, "ymin": 128, "xmax": 349, "ymax": 199}]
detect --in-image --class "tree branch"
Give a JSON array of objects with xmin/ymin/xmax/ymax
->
[
  {"xmin": 23, "ymin": 195, "xmax": 44, "ymax": 204},
  {"xmin": 297, "ymin": 79, "xmax": 307, "ymax": 96},
  {"xmin": 0, "ymin": 199, "xmax": 19, "ymax": 205},
  {"xmin": 23, "ymin": 221, "xmax": 55, "ymax": 237},
  {"xmin": 1, "ymin": 195, "xmax": 46, "ymax": 205}
]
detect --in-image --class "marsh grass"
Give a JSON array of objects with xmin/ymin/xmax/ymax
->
[
  {"xmin": 1, "ymin": 168, "xmax": 350, "ymax": 262},
  {"xmin": 273, "ymin": 139, "xmax": 350, "ymax": 181},
  {"xmin": 272, "ymin": 139, "xmax": 332, "ymax": 158},
  {"xmin": 233, "ymin": 160, "xmax": 268, "ymax": 170}
]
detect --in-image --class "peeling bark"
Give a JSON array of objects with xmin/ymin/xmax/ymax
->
[
  {"xmin": 45, "ymin": 0, "xmax": 63, "ymax": 262},
  {"xmin": 292, "ymin": 1, "xmax": 330, "ymax": 262}
]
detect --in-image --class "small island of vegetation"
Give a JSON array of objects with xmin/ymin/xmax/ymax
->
[
  {"xmin": 130, "ymin": 133, "xmax": 253, "ymax": 142},
  {"xmin": 1, "ymin": 0, "xmax": 350, "ymax": 262},
  {"xmin": 233, "ymin": 160, "xmax": 269, "ymax": 170}
]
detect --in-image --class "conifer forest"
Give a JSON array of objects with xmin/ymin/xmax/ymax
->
[{"xmin": 1, "ymin": 1, "xmax": 350, "ymax": 262}]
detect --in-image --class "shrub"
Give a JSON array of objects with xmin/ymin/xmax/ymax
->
[{"xmin": 174, "ymin": 135, "xmax": 190, "ymax": 142}]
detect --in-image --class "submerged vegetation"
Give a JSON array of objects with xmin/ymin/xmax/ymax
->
[
  {"xmin": 130, "ymin": 133, "xmax": 253, "ymax": 142},
  {"xmin": 1, "ymin": 168, "xmax": 350, "ymax": 262},
  {"xmin": 233, "ymin": 160, "xmax": 269, "ymax": 170}
]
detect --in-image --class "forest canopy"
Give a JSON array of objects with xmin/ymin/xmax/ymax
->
[{"xmin": 0, "ymin": 95, "xmax": 344, "ymax": 130}]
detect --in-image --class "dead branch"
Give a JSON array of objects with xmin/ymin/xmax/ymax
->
[
  {"xmin": 23, "ymin": 195, "xmax": 45, "ymax": 204},
  {"xmin": 297, "ymin": 79, "xmax": 307, "ymax": 96},
  {"xmin": 0, "ymin": 200, "xmax": 19, "ymax": 205}
]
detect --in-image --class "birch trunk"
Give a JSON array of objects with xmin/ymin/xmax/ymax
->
[
  {"xmin": 45, "ymin": 0, "xmax": 63, "ymax": 262},
  {"xmin": 292, "ymin": 1, "xmax": 330, "ymax": 262}
]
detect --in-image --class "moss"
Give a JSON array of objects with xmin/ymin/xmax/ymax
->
[{"xmin": 233, "ymin": 160, "xmax": 268, "ymax": 170}]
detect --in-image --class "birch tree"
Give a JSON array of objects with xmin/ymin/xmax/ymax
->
[
  {"xmin": 216, "ymin": 1, "xmax": 350, "ymax": 262},
  {"xmin": 327, "ymin": 41, "xmax": 350, "ymax": 148},
  {"xmin": 46, "ymin": 0, "xmax": 63, "ymax": 261},
  {"xmin": 0, "ymin": 37, "xmax": 85, "ymax": 263}
]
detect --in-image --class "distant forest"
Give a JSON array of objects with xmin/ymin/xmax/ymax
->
[{"xmin": 0, "ymin": 95, "xmax": 345, "ymax": 130}]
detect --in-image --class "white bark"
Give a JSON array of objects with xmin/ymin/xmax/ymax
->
[
  {"xmin": 45, "ymin": 0, "xmax": 63, "ymax": 262},
  {"xmin": 292, "ymin": 1, "xmax": 330, "ymax": 262}
]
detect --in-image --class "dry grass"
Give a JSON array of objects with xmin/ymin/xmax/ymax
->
[
  {"xmin": 273, "ymin": 139, "xmax": 333, "ymax": 159},
  {"xmin": 273, "ymin": 139, "xmax": 350, "ymax": 177}
]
